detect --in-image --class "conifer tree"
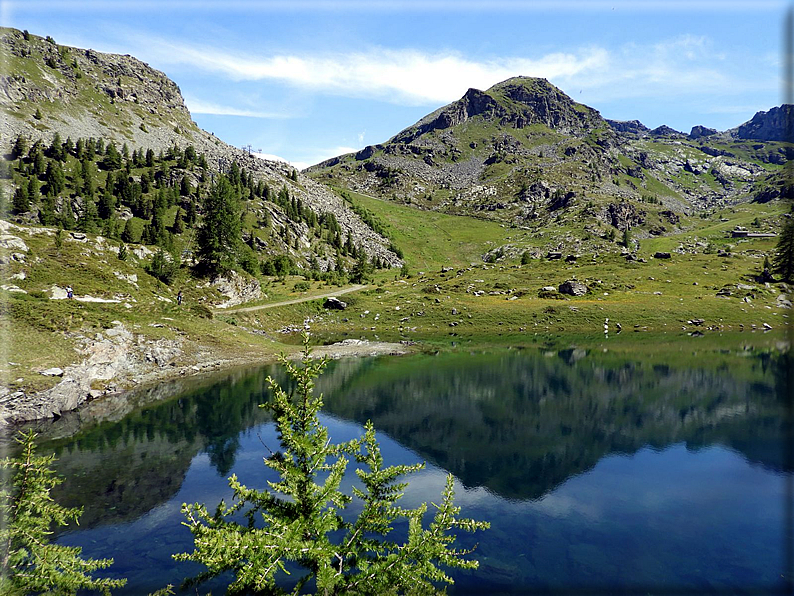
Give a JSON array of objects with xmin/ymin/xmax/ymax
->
[
  {"xmin": 350, "ymin": 247, "xmax": 372, "ymax": 283},
  {"xmin": 773, "ymin": 216, "xmax": 794, "ymax": 282},
  {"xmin": 60, "ymin": 198, "xmax": 75, "ymax": 230},
  {"xmin": 49, "ymin": 132, "xmax": 64, "ymax": 161},
  {"xmin": 75, "ymin": 138, "xmax": 85, "ymax": 161},
  {"xmin": 45, "ymin": 161, "xmax": 65, "ymax": 196},
  {"xmin": 98, "ymin": 187, "xmax": 116, "ymax": 220},
  {"xmin": 33, "ymin": 149, "xmax": 46, "ymax": 176},
  {"xmin": 102, "ymin": 142, "xmax": 121, "ymax": 170},
  {"xmin": 26, "ymin": 177, "xmax": 39, "ymax": 206},
  {"xmin": 179, "ymin": 175, "xmax": 192, "ymax": 197},
  {"xmin": 39, "ymin": 194, "xmax": 56, "ymax": 226},
  {"xmin": 196, "ymin": 175, "xmax": 241, "ymax": 275},
  {"xmin": 81, "ymin": 157, "xmax": 94, "ymax": 186},
  {"xmin": 175, "ymin": 336, "xmax": 488, "ymax": 594},
  {"xmin": 12, "ymin": 186, "xmax": 29, "ymax": 214},
  {"xmin": 172, "ymin": 208, "xmax": 184, "ymax": 234},
  {"xmin": 78, "ymin": 196, "xmax": 99, "ymax": 233},
  {"xmin": 12, "ymin": 135, "xmax": 27, "ymax": 160},
  {"xmin": 121, "ymin": 218, "xmax": 136, "ymax": 244},
  {"xmin": 0, "ymin": 430, "xmax": 126, "ymax": 595}
]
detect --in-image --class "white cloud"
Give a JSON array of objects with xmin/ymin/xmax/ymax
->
[
  {"xmin": 184, "ymin": 97, "xmax": 291, "ymax": 119},
  {"xmin": 121, "ymin": 31, "xmax": 766, "ymax": 110},
  {"xmin": 129, "ymin": 34, "xmax": 610, "ymax": 105},
  {"xmin": 127, "ymin": 35, "xmax": 752, "ymax": 109}
]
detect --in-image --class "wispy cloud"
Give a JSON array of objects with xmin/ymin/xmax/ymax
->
[
  {"xmin": 128, "ymin": 34, "xmax": 609, "ymax": 105},
  {"xmin": 119, "ymin": 31, "xmax": 766, "ymax": 109},
  {"xmin": 184, "ymin": 97, "xmax": 292, "ymax": 119}
]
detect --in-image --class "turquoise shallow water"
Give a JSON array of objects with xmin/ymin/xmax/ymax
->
[{"xmin": 29, "ymin": 346, "xmax": 792, "ymax": 594}]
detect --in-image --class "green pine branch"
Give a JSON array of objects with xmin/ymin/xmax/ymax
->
[{"xmin": 175, "ymin": 332, "xmax": 489, "ymax": 595}]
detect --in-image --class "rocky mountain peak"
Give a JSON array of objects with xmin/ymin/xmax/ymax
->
[
  {"xmin": 734, "ymin": 104, "xmax": 794, "ymax": 141},
  {"xmin": 390, "ymin": 76, "xmax": 606, "ymax": 145}
]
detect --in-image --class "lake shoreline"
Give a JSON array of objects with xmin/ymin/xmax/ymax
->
[{"xmin": 0, "ymin": 329, "xmax": 412, "ymax": 427}]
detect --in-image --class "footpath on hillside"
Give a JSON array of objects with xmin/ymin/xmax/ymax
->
[{"xmin": 218, "ymin": 284, "xmax": 367, "ymax": 314}]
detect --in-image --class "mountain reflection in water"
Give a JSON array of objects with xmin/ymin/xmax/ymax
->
[{"xmin": 15, "ymin": 343, "xmax": 791, "ymax": 594}]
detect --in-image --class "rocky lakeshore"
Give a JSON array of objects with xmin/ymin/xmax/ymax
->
[{"xmin": 0, "ymin": 326, "xmax": 410, "ymax": 425}]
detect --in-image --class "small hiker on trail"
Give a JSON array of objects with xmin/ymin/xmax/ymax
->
[
  {"xmin": 66, "ymin": 285, "xmax": 73, "ymax": 299},
  {"xmin": 177, "ymin": 290, "xmax": 183, "ymax": 306}
]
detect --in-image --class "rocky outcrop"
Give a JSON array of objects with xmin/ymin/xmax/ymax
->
[
  {"xmin": 605, "ymin": 201, "xmax": 645, "ymax": 230},
  {"xmin": 391, "ymin": 87, "xmax": 502, "ymax": 144},
  {"xmin": 606, "ymin": 119, "xmax": 649, "ymax": 135},
  {"xmin": 211, "ymin": 271, "xmax": 263, "ymax": 309},
  {"xmin": 0, "ymin": 322, "xmax": 183, "ymax": 423},
  {"xmin": 734, "ymin": 105, "xmax": 793, "ymax": 141},
  {"xmin": 689, "ymin": 125, "xmax": 718, "ymax": 139},
  {"xmin": 650, "ymin": 125, "xmax": 685, "ymax": 138},
  {"xmin": 391, "ymin": 77, "xmax": 607, "ymax": 145}
]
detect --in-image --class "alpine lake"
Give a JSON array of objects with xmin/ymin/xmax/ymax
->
[{"xmin": 12, "ymin": 332, "xmax": 794, "ymax": 595}]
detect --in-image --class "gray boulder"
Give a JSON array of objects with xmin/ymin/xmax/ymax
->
[
  {"xmin": 559, "ymin": 280, "xmax": 588, "ymax": 296},
  {"xmin": 323, "ymin": 297, "xmax": 347, "ymax": 310}
]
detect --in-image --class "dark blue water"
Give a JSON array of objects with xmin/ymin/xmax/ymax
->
[{"xmin": 20, "ymin": 344, "xmax": 793, "ymax": 594}]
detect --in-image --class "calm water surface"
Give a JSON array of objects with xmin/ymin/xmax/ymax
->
[{"xmin": 21, "ymin": 343, "xmax": 793, "ymax": 594}]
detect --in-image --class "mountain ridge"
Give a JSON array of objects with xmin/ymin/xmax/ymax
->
[
  {"xmin": 0, "ymin": 27, "xmax": 401, "ymax": 269},
  {"xmin": 308, "ymin": 75, "xmax": 789, "ymax": 252}
]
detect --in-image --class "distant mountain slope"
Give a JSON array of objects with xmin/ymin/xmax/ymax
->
[
  {"xmin": 732, "ymin": 104, "xmax": 793, "ymax": 142},
  {"xmin": 0, "ymin": 27, "xmax": 400, "ymax": 269},
  {"xmin": 308, "ymin": 76, "xmax": 788, "ymax": 249}
]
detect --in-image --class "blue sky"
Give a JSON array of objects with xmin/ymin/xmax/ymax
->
[{"xmin": 2, "ymin": 1, "xmax": 787, "ymax": 168}]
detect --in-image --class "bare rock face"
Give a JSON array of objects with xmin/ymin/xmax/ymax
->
[
  {"xmin": 0, "ymin": 322, "xmax": 185, "ymax": 423},
  {"xmin": 212, "ymin": 271, "xmax": 262, "ymax": 309},
  {"xmin": 689, "ymin": 125, "xmax": 718, "ymax": 139},
  {"xmin": 606, "ymin": 119, "xmax": 650, "ymax": 135},
  {"xmin": 0, "ymin": 233, "xmax": 29, "ymax": 253},
  {"xmin": 559, "ymin": 280, "xmax": 588, "ymax": 296},
  {"xmin": 605, "ymin": 202, "xmax": 645, "ymax": 230},
  {"xmin": 735, "ymin": 105, "xmax": 794, "ymax": 141}
]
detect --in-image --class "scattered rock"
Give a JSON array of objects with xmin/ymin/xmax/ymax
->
[
  {"xmin": 0, "ymin": 284, "xmax": 26, "ymax": 293},
  {"xmin": 323, "ymin": 297, "xmax": 348, "ymax": 310},
  {"xmin": 40, "ymin": 367, "xmax": 64, "ymax": 377},
  {"xmin": 48, "ymin": 286, "xmax": 68, "ymax": 300},
  {"xmin": 0, "ymin": 234, "xmax": 29, "ymax": 253},
  {"xmin": 654, "ymin": 252, "xmax": 671, "ymax": 259}
]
